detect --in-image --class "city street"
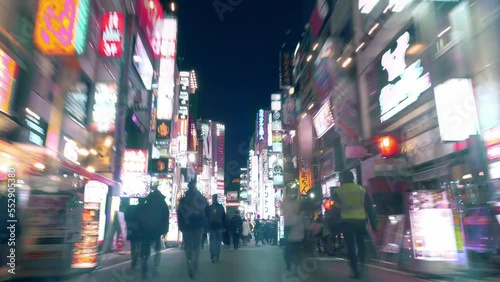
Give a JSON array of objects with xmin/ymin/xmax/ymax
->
[{"xmin": 66, "ymin": 245, "xmax": 438, "ymax": 282}]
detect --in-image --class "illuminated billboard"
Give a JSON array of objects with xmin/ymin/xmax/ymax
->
[
  {"xmin": 313, "ymin": 101, "xmax": 335, "ymax": 138},
  {"xmin": 136, "ymin": 0, "xmax": 163, "ymax": 58},
  {"xmin": 215, "ymin": 123, "xmax": 225, "ymax": 184},
  {"xmin": 0, "ymin": 49, "xmax": 18, "ymax": 115},
  {"xmin": 157, "ymin": 18, "xmax": 177, "ymax": 120},
  {"xmin": 33, "ymin": 0, "xmax": 90, "ymax": 55},
  {"xmin": 434, "ymin": 79, "xmax": 479, "ymax": 141},
  {"xmin": 99, "ymin": 12, "xmax": 125, "ymax": 57},
  {"xmin": 379, "ymin": 31, "xmax": 431, "ymax": 122},
  {"xmin": 90, "ymin": 82, "xmax": 118, "ymax": 133},
  {"xmin": 121, "ymin": 149, "xmax": 149, "ymax": 197},
  {"xmin": 178, "ymin": 71, "xmax": 190, "ymax": 120}
]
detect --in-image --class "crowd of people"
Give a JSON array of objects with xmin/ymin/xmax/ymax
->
[
  {"xmin": 124, "ymin": 180, "xmax": 282, "ymax": 280},
  {"xmin": 123, "ymin": 170, "xmax": 377, "ymax": 280}
]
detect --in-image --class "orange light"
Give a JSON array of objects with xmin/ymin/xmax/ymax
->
[
  {"xmin": 378, "ymin": 136, "xmax": 399, "ymax": 157},
  {"xmin": 324, "ymin": 199, "xmax": 335, "ymax": 210}
]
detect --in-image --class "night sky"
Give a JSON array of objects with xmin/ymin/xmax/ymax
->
[{"xmin": 177, "ymin": 0, "xmax": 304, "ymax": 179}]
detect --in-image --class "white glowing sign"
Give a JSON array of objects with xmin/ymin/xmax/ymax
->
[
  {"xmin": 313, "ymin": 101, "xmax": 335, "ymax": 138},
  {"xmin": 434, "ymin": 79, "xmax": 479, "ymax": 141},
  {"xmin": 90, "ymin": 82, "xmax": 118, "ymax": 133},
  {"xmin": 157, "ymin": 18, "xmax": 177, "ymax": 120},
  {"xmin": 122, "ymin": 149, "xmax": 148, "ymax": 173},
  {"xmin": 379, "ymin": 32, "xmax": 431, "ymax": 122},
  {"xmin": 178, "ymin": 71, "xmax": 190, "ymax": 119}
]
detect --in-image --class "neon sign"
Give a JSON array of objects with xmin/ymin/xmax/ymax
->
[
  {"xmin": 0, "ymin": 49, "xmax": 18, "ymax": 115},
  {"xmin": 122, "ymin": 149, "xmax": 148, "ymax": 173},
  {"xmin": 136, "ymin": 0, "xmax": 163, "ymax": 58},
  {"xmin": 257, "ymin": 109, "xmax": 265, "ymax": 141},
  {"xmin": 90, "ymin": 83, "xmax": 118, "ymax": 133},
  {"xmin": 379, "ymin": 32, "xmax": 431, "ymax": 122},
  {"xmin": 33, "ymin": 0, "xmax": 90, "ymax": 55},
  {"xmin": 99, "ymin": 12, "xmax": 124, "ymax": 57}
]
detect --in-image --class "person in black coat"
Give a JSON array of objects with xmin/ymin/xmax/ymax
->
[
  {"xmin": 137, "ymin": 190, "xmax": 170, "ymax": 278},
  {"xmin": 230, "ymin": 212, "xmax": 243, "ymax": 249}
]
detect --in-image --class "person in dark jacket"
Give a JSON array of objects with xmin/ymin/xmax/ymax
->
[
  {"xmin": 137, "ymin": 190, "xmax": 170, "ymax": 278},
  {"xmin": 332, "ymin": 171, "xmax": 377, "ymax": 279},
  {"xmin": 177, "ymin": 180, "xmax": 208, "ymax": 280},
  {"xmin": 230, "ymin": 212, "xmax": 243, "ymax": 249},
  {"xmin": 205, "ymin": 194, "xmax": 226, "ymax": 262},
  {"xmin": 222, "ymin": 215, "xmax": 231, "ymax": 249},
  {"xmin": 124, "ymin": 198, "xmax": 146, "ymax": 269}
]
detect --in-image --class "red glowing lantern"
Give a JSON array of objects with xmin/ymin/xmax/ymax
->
[
  {"xmin": 378, "ymin": 136, "xmax": 399, "ymax": 157},
  {"xmin": 324, "ymin": 199, "xmax": 335, "ymax": 210}
]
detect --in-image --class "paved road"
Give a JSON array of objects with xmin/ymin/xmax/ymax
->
[{"xmin": 65, "ymin": 245, "xmax": 438, "ymax": 282}]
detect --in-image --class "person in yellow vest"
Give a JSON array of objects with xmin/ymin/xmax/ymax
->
[{"xmin": 332, "ymin": 171, "xmax": 377, "ymax": 279}]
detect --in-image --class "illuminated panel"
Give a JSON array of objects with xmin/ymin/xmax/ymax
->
[
  {"xmin": 99, "ymin": 12, "xmax": 125, "ymax": 57},
  {"xmin": 0, "ymin": 49, "xmax": 18, "ymax": 115},
  {"xmin": 33, "ymin": 0, "xmax": 90, "ymax": 55},
  {"xmin": 313, "ymin": 101, "xmax": 335, "ymax": 138},
  {"xmin": 136, "ymin": 0, "xmax": 163, "ymax": 58},
  {"xmin": 434, "ymin": 79, "xmax": 479, "ymax": 141},
  {"xmin": 216, "ymin": 123, "xmax": 225, "ymax": 182},
  {"xmin": 157, "ymin": 18, "xmax": 177, "ymax": 120},
  {"xmin": 90, "ymin": 82, "xmax": 118, "ymax": 133},
  {"xmin": 379, "ymin": 32, "xmax": 431, "ymax": 122}
]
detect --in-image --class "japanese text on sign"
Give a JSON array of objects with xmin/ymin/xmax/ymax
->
[{"xmin": 99, "ymin": 12, "xmax": 125, "ymax": 57}]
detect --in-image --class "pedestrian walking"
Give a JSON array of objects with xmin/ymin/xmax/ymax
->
[
  {"xmin": 254, "ymin": 216, "xmax": 262, "ymax": 245},
  {"xmin": 178, "ymin": 180, "xmax": 208, "ymax": 280},
  {"xmin": 205, "ymin": 194, "xmax": 226, "ymax": 262},
  {"xmin": 282, "ymin": 187, "xmax": 305, "ymax": 272},
  {"xmin": 332, "ymin": 171, "xmax": 377, "ymax": 279},
  {"xmin": 242, "ymin": 219, "xmax": 251, "ymax": 246},
  {"xmin": 223, "ymin": 215, "xmax": 231, "ymax": 249},
  {"xmin": 136, "ymin": 190, "xmax": 170, "ymax": 278},
  {"xmin": 124, "ymin": 198, "xmax": 146, "ymax": 269},
  {"xmin": 230, "ymin": 212, "xmax": 243, "ymax": 249}
]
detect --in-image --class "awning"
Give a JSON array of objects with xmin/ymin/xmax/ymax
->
[{"xmin": 12, "ymin": 143, "xmax": 117, "ymax": 187}]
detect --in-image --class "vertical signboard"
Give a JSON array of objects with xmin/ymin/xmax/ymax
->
[
  {"xmin": 216, "ymin": 123, "xmax": 225, "ymax": 190},
  {"xmin": 177, "ymin": 71, "xmax": 190, "ymax": 153},
  {"xmin": 271, "ymin": 93, "xmax": 283, "ymax": 152},
  {"xmin": 157, "ymin": 18, "xmax": 177, "ymax": 120},
  {"xmin": 256, "ymin": 109, "xmax": 266, "ymax": 144},
  {"xmin": 178, "ymin": 71, "xmax": 190, "ymax": 119},
  {"xmin": 279, "ymin": 52, "xmax": 293, "ymax": 89},
  {"xmin": 0, "ymin": 48, "xmax": 18, "ymax": 115},
  {"xmin": 99, "ymin": 12, "xmax": 125, "ymax": 57},
  {"xmin": 299, "ymin": 158, "xmax": 313, "ymax": 195},
  {"xmin": 135, "ymin": 0, "xmax": 163, "ymax": 58}
]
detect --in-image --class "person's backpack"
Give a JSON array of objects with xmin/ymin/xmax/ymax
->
[{"xmin": 208, "ymin": 204, "xmax": 223, "ymax": 226}]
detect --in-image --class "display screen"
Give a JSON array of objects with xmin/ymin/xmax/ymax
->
[
  {"xmin": 133, "ymin": 35, "xmax": 153, "ymax": 90},
  {"xmin": 408, "ymin": 190, "xmax": 458, "ymax": 261},
  {"xmin": 313, "ymin": 101, "xmax": 335, "ymax": 138}
]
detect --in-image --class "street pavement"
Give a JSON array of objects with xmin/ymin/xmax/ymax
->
[{"xmin": 63, "ymin": 244, "xmax": 450, "ymax": 282}]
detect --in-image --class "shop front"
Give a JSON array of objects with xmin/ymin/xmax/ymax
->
[
  {"xmin": 355, "ymin": 19, "xmax": 486, "ymax": 273},
  {"xmin": 0, "ymin": 141, "xmax": 115, "ymax": 279}
]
